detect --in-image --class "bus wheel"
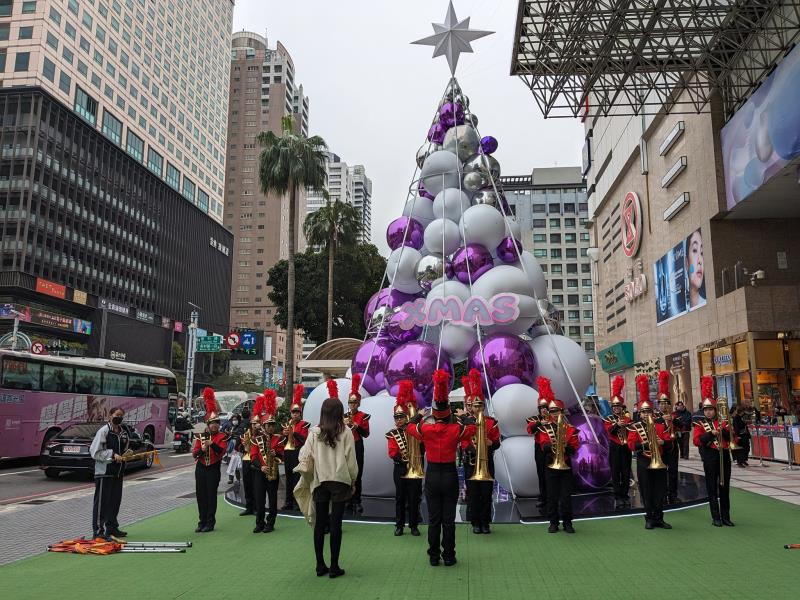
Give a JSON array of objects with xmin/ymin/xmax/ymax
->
[{"xmin": 44, "ymin": 468, "xmax": 60, "ymax": 479}]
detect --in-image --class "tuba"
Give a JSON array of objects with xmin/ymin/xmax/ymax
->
[
  {"xmin": 402, "ymin": 402, "xmax": 424, "ymax": 480},
  {"xmin": 644, "ymin": 414, "xmax": 667, "ymax": 470},
  {"xmin": 282, "ymin": 421, "xmax": 296, "ymax": 452},
  {"xmin": 548, "ymin": 413, "xmax": 571, "ymax": 471},
  {"xmin": 468, "ymin": 405, "xmax": 493, "ymax": 481}
]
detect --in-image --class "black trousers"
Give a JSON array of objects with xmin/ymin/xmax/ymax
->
[
  {"xmin": 702, "ymin": 451, "xmax": 732, "ymax": 520},
  {"xmin": 734, "ymin": 438, "xmax": 750, "ymax": 465},
  {"xmin": 352, "ymin": 439, "xmax": 365, "ymax": 505},
  {"xmin": 534, "ymin": 445, "xmax": 548, "ymax": 503},
  {"xmin": 666, "ymin": 444, "xmax": 679, "ymax": 499},
  {"xmin": 282, "ymin": 448, "xmax": 299, "ymax": 508},
  {"xmin": 92, "ymin": 475, "xmax": 123, "ymax": 535},
  {"xmin": 545, "ymin": 468, "xmax": 574, "ymax": 524},
  {"xmin": 677, "ymin": 432, "xmax": 690, "ymax": 459},
  {"xmin": 393, "ymin": 464, "xmax": 422, "ymax": 528},
  {"xmin": 252, "ymin": 468, "xmax": 279, "ymax": 527},
  {"xmin": 465, "ymin": 480, "xmax": 493, "ymax": 527},
  {"xmin": 195, "ymin": 462, "xmax": 221, "ymax": 528},
  {"xmin": 608, "ymin": 443, "xmax": 632, "ymax": 500},
  {"xmin": 424, "ymin": 463, "xmax": 459, "ymax": 561},
  {"xmin": 240, "ymin": 458, "xmax": 255, "ymax": 512},
  {"xmin": 636, "ymin": 457, "xmax": 667, "ymax": 523}
]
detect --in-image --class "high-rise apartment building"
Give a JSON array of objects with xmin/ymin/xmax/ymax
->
[
  {"xmin": 351, "ymin": 164, "xmax": 372, "ymax": 243},
  {"xmin": 502, "ymin": 167, "xmax": 594, "ymax": 357},
  {"xmin": 225, "ymin": 31, "xmax": 308, "ymax": 382},
  {"xmin": 0, "ymin": 0, "xmax": 234, "ymax": 367}
]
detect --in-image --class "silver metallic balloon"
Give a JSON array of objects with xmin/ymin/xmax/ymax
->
[
  {"xmin": 464, "ymin": 153, "xmax": 501, "ymax": 180},
  {"xmin": 416, "ymin": 144, "xmax": 432, "ymax": 169},
  {"xmin": 466, "ymin": 113, "xmax": 478, "ymax": 127},
  {"xmin": 472, "ymin": 190, "xmax": 500, "ymax": 206},
  {"xmin": 415, "ymin": 254, "xmax": 447, "ymax": 292},
  {"xmin": 463, "ymin": 170, "xmax": 490, "ymax": 192},
  {"xmin": 368, "ymin": 305, "xmax": 394, "ymax": 333},
  {"xmin": 443, "ymin": 125, "xmax": 480, "ymax": 162}
]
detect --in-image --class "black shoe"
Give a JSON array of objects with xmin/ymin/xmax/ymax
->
[
  {"xmin": 202, "ymin": 525, "xmax": 214, "ymax": 532},
  {"xmin": 712, "ymin": 519, "xmax": 723, "ymax": 527},
  {"xmin": 721, "ymin": 518, "xmax": 735, "ymax": 527},
  {"xmin": 656, "ymin": 521, "xmax": 672, "ymax": 530},
  {"xmin": 563, "ymin": 522, "xmax": 575, "ymax": 534},
  {"xmin": 444, "ymin": 558, "xmax": 457, "ymax": 567},
  {"xmin": 472, "ymin": 526, "xmax": 482, "ymax": 534},
  {"xmin": 263, "ymin": 523, "xmax": 275, "ymax": 533},
  {"xmin": 394, "ymin": 526, "xmax": 403, "ymax": 536},
  {"xmin": 253, "ymin": 524, "xmax": 265, "ymax": 533},
  {"xmin": 410, "ymin": 527, "xmax": 420, "ymax": 537},
  {"xmin": 429, "ymin": 557, "xmax": 440, "ymax": 566},
  {"xmin": 548, "ymin": 522, "xmax": 559, "ymax": 533},
  {"xmin": 239, "ymin": 510, "xmax": 254, "ymax": 517},
  {"xmin": 195, "ymin": 525, "xmax": 205, "ymax": 533},
  {"xmin": 328, "ymin": 567, "xmax": 345, "ymax": 579},
  {"xmin": 355, "ymin": 503, "xmax": 364, "ymax": 514},
  {"xmin": 481, "ymin": 525, "xmax": 491, "ymax": 534},
  {"xmin": 107, "ymin": 529, "xmax": 127, "ymax": 537},
  {"xmin": 316, "ymin": 565, "xmax": 329, "ymax": 577},
  {"xmin": 645, "ymin": 520, "xmax": 654, "ymax": 530}
]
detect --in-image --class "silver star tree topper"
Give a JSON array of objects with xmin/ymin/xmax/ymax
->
[{"xmin": 411, "ymin": 1, "xmax": 494, "ymax": 75}]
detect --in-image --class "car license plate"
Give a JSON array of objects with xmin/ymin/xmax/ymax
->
[{"xmin": 62, "ymin": 446, "xmax": 81, "ymax": 453}]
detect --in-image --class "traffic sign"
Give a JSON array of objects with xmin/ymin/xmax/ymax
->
[
  {"xmin": 240, "ymin": 331, "xmax": 256, "ymax": 350},
  {"xmin": 196, "ymin": 335, "xmax": 222, "ymax": 353},
  {"xmin": 31, "ymin": 342, "xmax": 45, "ymax": 355},
  {"xmin": 225, "ymin": 332, "xmax": 240, "ymax": 349}
]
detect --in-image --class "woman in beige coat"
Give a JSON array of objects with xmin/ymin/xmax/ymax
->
[{"xmin": 296, "ymin": 396, "xmax": 358, "ymax": 578}]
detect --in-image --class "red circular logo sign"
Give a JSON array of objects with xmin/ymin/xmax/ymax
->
[
  {"xmin": 31, "ymin": 342, "xmax": 45, "ymax": 355},
  {"xmin": 225, "ymin": 332, "xmax": 240, "ymax": 349},
  {"xmin": 621, "ymin": 191, "xmax": 642, "ymax": 258}
]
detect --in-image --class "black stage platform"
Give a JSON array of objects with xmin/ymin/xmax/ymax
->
[{"xmin": 224, "ymin": 471, "xmax": 708, "ymax": 524}]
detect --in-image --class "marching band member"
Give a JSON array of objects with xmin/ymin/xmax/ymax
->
[
  {"xmin": 460, "ymin": 369, "xmax": 500, "ymax": 535},
  {"xmin": 532, "ymin": 377, "xmax": 580, "ymax": 533},
  {"xmin": 281, "ymin": 384, "xmax": 310, "ymax": 511},
  {"xmin": 526, "ymin": 393, "xmax": 551, "ymax": 509},
  {"xmin": 407, "ymin": 369, "xmax": 476, "ymax": 567},
  {"xmin": 386, "ymin": 380, "xmax": 422, "ymax": 537},
  {"xmin": 656, "ymin": 370, "xmax": 680, "ymax": 504},
  {"xmin": 604, "ymin": 375, "xmax": 632, "ymax": 509},
  {"xmin": 345, "ymin": 374, "xmax": 370, "ymax": 514},
  {"xmin": 628, "ymin": 375, "xmax": 672, "ymax": 530},
  {"xmin": 192, "ymin": 388, "xmax": 227, "ymax": 533},
  {"xmin": 250, "ymin": 390, "xmax": 284, "ymax": 533},
  {"xmin": 693, "ymin": 376, "xmax": 735, "ymax": 527}
]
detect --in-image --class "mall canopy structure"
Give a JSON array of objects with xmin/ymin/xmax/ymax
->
[
  {"xmin": 298, "ymin": 337, "xmax": 362, "ymax": 379},
  {"xmin": 511, "ymin": 0, "xmax": 800, "ymax": 119}
]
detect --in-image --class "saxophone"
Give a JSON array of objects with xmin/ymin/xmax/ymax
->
[
  {"xmin": 548, "ymin": 413, "xmax": 571, "ymax": 471},
  {"xmin": 255, "ymin": 433, "xmax": 282, "ymax": 481},
  {"xmin": 402, "ymin": 402, "xmax": 424, "ymax": 480}
]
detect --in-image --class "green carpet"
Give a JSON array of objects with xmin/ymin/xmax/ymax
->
[{"xmin": 4, "ymin": 489, "xmax": 797, "ymax": 599}]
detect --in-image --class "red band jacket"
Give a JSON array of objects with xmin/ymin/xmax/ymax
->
[
  {"xmin": 349, "ymin": 410, "xmax": 371, "ymax": 443},
  {"xmin": 192, "ymin": 431, "xmax": 227, "ymax": 466},
  {"xmin": 407, "ymin": 418, "xmax": 476, "ymax": 464}
]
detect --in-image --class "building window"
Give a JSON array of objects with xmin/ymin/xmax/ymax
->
[
  {"xmin": 67, "ymin": 0, "xmax": 78, "ymax": 15},
  {"xmin": 568, "ymin": 310, "xmax": 580, "ymax": 321},
  {"xmin": 532, "ymin": 219, "xmax": 546, "ymax": 228},
  {"xmin": 532, "ymin": 204, "xmax": 545, "ymax": 213},
  {"xmin": 567, "ymin": 263, "xmax": 578, "ymax": 274},
  {"xmin": 101, "ymin": 110, "xmax": 122, "ymax": 145},
  {"xmin": 22, "ymin": 1, "xmax": 36, "ymax": 13},
  {"xmin": 566, "ymin": 248, "xmax": 578, "ymax": 259},
  {"xmin": 551, "ymin": 280, "xmax": 563, "ymax": 290},
  {"xmin": 552, "ymin": 295, "xmax": 563, "ymax": 305},
  {"xmin": 182, "ymin": 177, "xmax": 196, "ymax": 202},
  {"xmin": 569, "ymin": 326, "xmax": 581, "ymax": 336},
  {"xmin": 551, "ymin": 249, "xmax": 562, "ymax": 259},
  {"xmin": 533, "ymin": 249, "xmax": 547, "ymax": 259},
  {"xmin": 549, "ymin": 203, "xmax": 560, "ymax": 213},
  {"xmin": 582, "ymin": 278, "xmax": 592, "ymax": 287},
  {"xmin": 147, "ymin": 148, "xmax": 163, "ymax": 176},
  {"xmin": 565, "ymin": 233, "xmax": 577, "ymax": 244},
  {"xmin": 583, "ymin": 310, "xmax": 593, "ymax": 319},
  {"xmin": 533, "ymin": 234, "xmax": 546, "ymax": 243},
  {"xmin": 0, "ymin": 0, "xmax": 11, "ymax": 17},
  {"xmin": 568, "ymin": 279, "xmax": 578, "ymax": 289},
  {"xmin": 568, "ymin": 295, "xmax": 579, "ymax": 305},
  {"xmin": 166, "ymin": 163, "xmax": 180, "ymax": 189},
  {"xmin": 0, "ymin": 24, "xmax": 8, "ymax": 40},
  {"xmin": 580, "ymin": 248, "xmax": 589, "ymax": 257},
  {"xmin": 58, "ymin": 71, "xmax": 71, "ymax": 94},
  {"xmin": 579, "ymin": 203, "xmax": 589, "ymax": 212},
  {"xmin": 581, "ymin": 263, "xmax": 591, "ymax": 274},
  {"xmin": 74, "ymin": 87, "xmax": 98, "ymax": 125},
  {"xmin": 197, "ymin": 189, "xmax": 209, "ymax": 212},
  {"xmin": 551, "ymin": 264, "xmax": 563, "ymax": 274},
  {"xmin": 549, "ymin": 218, "xmax": 560, "ymax": 229},
  {"xmin": 46, "ymin": 31, "xmax": 59, "ymax": 50},
  {"xmin": 550, "ymin": 234, "xmax": 561, "ymax": 244},
  {"xmin": 564, "ymin": 203, "xmax": 576, "ymax": 213},
  {"xmin": 584, "ymin": 326, "xmax": 594, "ymax": 335},
  {"xmin": 565, "ymin": 218, "xmax": 576, "ymax": 228},
  {"xmin": 19, "ymin": 26, "xmax": 34, "ymax": 40},
  {"xmin": 14, "ymin": 52, "xmax": 30, "ymax": 72},
  {"xmin": 42, "ymin": 57, "xmax": 56, "ymax": 82},
  {"xmin": 582, "ymin": 294, "xmax": 592, "ymax": 303},
  {"xmin": 126, "ymin": 131, "xmax": 144, "ymax": 161},
  {"xmin": 585, "ymin": 342, "xmax": 595, "ymax": 352}
]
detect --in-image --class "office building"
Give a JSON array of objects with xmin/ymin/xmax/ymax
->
[{"xmin": 351, "ymin": 164, "xmax": 372, "ymax": 242}]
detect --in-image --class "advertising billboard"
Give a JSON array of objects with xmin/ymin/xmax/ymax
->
[
  {"xmin": 654, "ymin": 227, "xmax": 706, "ymax": 326},
  {"xmin": 665, "ymin": 350, "xmax": 694, "ymax": 411}
]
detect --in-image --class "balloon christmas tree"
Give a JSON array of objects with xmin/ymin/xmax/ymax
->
[{"xmin": 316, "ymin": 2, "xmax": 605, "ymax": 497}]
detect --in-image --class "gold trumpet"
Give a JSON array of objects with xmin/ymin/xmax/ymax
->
[
  {"xmin": 282, "ymin": 421, "xmax": 296, "ymax": 452},
  {"xmin": 548, "ymin": 413, "xmax": 571, "ymax": 471},
  {"xmin": 644, "ymin": 414, "xmax": 667, "ymax": 470},
  {"xmin": 468, "ymin": 404, "xmax": 493, "ymax": 482}
]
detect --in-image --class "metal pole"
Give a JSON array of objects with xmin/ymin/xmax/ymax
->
[
  {"xmin": 98, "ymin": 309, "xmax": 108, "ymax": 357},
  {"xmin": 10, "ymin": 316, "xmax": 19, "ymax": 351},
  {"xmin": 184, "ymin": 309, "xmax": 198, "ymax": 404}
]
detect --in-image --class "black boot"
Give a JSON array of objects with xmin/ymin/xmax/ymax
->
[
  {"xmin": 253, "ymin": 523, "xmax": 264, "ymax": 533},
  {"xmin": 548, "ymin": 522, "xmax": 559, "ymax": 533},
  {"xmin": 562, "ymin": 521, "xmax": 575, "ymax": 534},
  {"xmin": 394, "ymin": 526, "xmax": 403, "ymax": 536}
]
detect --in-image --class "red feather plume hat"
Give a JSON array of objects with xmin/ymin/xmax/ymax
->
[
  {"xmin": 701, "ymin": 376, "xmax": 716, "ymax": 409},
  {"xmin": 263, "ymin": 389, "xmax": 278, "ymax": 423},
  {"xmin": 291, "ymin": 384, "xmax": 305, "ymax": 412},
  {"xmin": 538, "ymin": 376, "xmax": 563, "ymax": 411},
  {"xmin": 461, "ymin": 376, "xmax": 471, "ymax": 403},
  {"xmin": 202, "ymin": 387, "xmax": 220, "ymax": 423},
  {"xmin": 349, "ymin": 373, "xmax": 362, "ymax": 403},
  {"xmin": 658, "ymin": 370, "xmax": 671, "ymax": 404},
  {"xmin": 610, "ymin": 375, "xmax": 625, "ymax": 407},
  {"xmin": 394, "ymin": 380, "xmax": 413, "ymax": 417},
  {"xmin": 468, "ymin": 369, "xmax": 485, "ymax": 406},
  {"xmin": 431, "ymin": 369, "xmax": 451, "ymax": 419},
  {"xmin": 251, "ymin": 394, "xmax": 265, "ymax": 424},
  {"xmin": 635, "ymin": 374, "xmax": 652, "ymax": 411}
]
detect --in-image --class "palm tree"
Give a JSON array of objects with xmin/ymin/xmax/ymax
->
[
  {"xmin": 257, "ymin": 116, "xmax": 327, "ymax": 395},
  {"xmin": 304, "ymin": 198, "xmax": 361, "ymax": 341}
]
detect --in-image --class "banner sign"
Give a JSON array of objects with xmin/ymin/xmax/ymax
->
[
  {"xmin": 36, "ymin": 278, "xmax": 66, "ymax": 299},
  {"xmin": 399, "ymin": 294, "xmax": 520, "ymax": 330},
  {"xmin": 654, "ymin": 227, "xmax": 706, "ymax": 326}
]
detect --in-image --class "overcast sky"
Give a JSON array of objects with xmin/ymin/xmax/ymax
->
[{"xmin": 231, "ymin": 0, "xmax": 584, "ymax": 254}]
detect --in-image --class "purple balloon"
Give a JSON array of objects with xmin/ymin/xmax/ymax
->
[
  {"xmin": 385, "ymin": 341, "xmax": 453, "ymax": 407},
  {"xmin": 384, "ymin": 309, "xmax": 422, "ymax": 346},
  {"xmin": 496, "ymin": 236, "xmax": 523, "ymax": 263},
  {"xmin": 363, "ymin": 288, "xmax": 418, "ymax": 328},
  {"xmin": 418, "ymin": 180, "xmax": 435, "ymax": 200},
  {"xmin": 569, "ymin": 414, "xmax": 612, "ymax": 491},
  {"xmin": 480, "ymin": 136, "xmax": 499, "ymax": 155},
  {"xmin": 467, "ymin": 333, "xmax": 536, "ymax": 394},
  {"xmin": 386, "ymin": 216, "xmax": 424, "ymax": 251},
  {"xmin": 452, "ymin": 243, "xmax": 493, "ymax": 284},
  {"xmin": 351, "ymin": 338, "xmax": 396, "ymax": 396},
  {"xmin": 427, "ymin": 122, "xmax": 446, "ymax": 145},
  {"xmin": 439, "ymin": 102, "xmax": 465, "ymax": 129}
]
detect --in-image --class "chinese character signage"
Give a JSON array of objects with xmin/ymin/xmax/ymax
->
[
  {"xmin": 99, "ymin": 298, "xmax": 130, "ymax": 316},
  {"xmin": 135, "ymin": 309, "xmax": 155, "ymax": 324},
  {"xmin": 36, "ymin": 278, "xmax": 66, "ymax": 299}
]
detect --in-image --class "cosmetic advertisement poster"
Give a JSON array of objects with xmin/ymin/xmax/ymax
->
[{"xmin": 654, "ymin": 228, "xmax": 706, "ymax": 325}]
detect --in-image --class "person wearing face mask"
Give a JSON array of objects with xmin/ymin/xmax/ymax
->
[{"xmin": 89, "ymin": 407, "xmax": 129, "ymax": 540}]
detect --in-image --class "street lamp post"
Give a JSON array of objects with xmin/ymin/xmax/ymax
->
[{"xmin": 184, "ymin": 304, "xmax": 201, "ymax": 408}]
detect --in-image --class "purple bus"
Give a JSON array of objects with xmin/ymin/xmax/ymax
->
[{"xmin": 0, "ymin": 350, "xmax": 177, "ymax": 459}]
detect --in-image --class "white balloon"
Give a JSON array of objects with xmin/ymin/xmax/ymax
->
[
  {"xmin": 345, "ymin": 368, "xmax": 352, "ymax": 378},
  {"xmin": 504, "ymin": 251, "xmax": 548, "ymax": 300},
  {"xmin": 387, "ymin": 247, "xmax": 423, "ymax": 294},
  {"xmin": 485, "ymin": 294, "xmax": 538, "ymax": 336},
  {"xmin": 427, "ymin": 280, "xmax": 471, "ymax": 303},
  {"xmin": 460, "ymin": 204, "xmax": 507, "ymax": 251},
  {"xmin": 303, "ymin": 378, "xmax": 354, "ymax": 425},
  {"xmin": 529, "ymin": 334, "xmax": 592, "ymax": 409},
  {"xmin": 506, "ymin": 217, "xmax": 522, "ymax": 241},
  {"xmin": 494, "ymin": 437, "xmax": 540, "ymax": 498},
  {"xmin": 440, "ymin": 323, "xmax": 477, "ymax": 362},
  {"xmin": 420, "ymin": 150, "xmax": 460, "ymax": 197},
  {"xmin": 433, "ymin": 188, "xmax": 471, "ymax": 223},
  {"xmin": 403, "ymin": 195, "xmax": 434, "ymax": 227},
  {"xmin": 359, "ymin": 395, "xmax": 400, "ymax": 497},
  {"xmin": 471, "ymin": 264, "xmax": 536, "ymax": 299},
  {"xmin": 490, "ymin": 384, "xmax": 539, "ymax": 437},
  {"xmin": 424, "ymin": 218, "xmax": 462, "ymax": 256}
]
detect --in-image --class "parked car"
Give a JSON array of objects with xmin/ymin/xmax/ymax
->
[{"xmin": 40, "ymin": 422, "xmax": 155, "ymax": 479}]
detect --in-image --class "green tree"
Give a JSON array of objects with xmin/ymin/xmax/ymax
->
[
  {"xmin": 257, "ymin": 116, "xmax": 327, "ymax": 397},
  {"xmin": 267, "ymin": 243, "xmax": 387, "ymax": 344},
  {"xmin": 209, "ymin": 367, "xmax": 263, "ymax": 393},
  {"xmin": 171, "ymin": 341, "xmax": 185, "ymax": 371},
  {"xmin": 303, "ymin": 199, "xmax": 361, "ymax": 341}
]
